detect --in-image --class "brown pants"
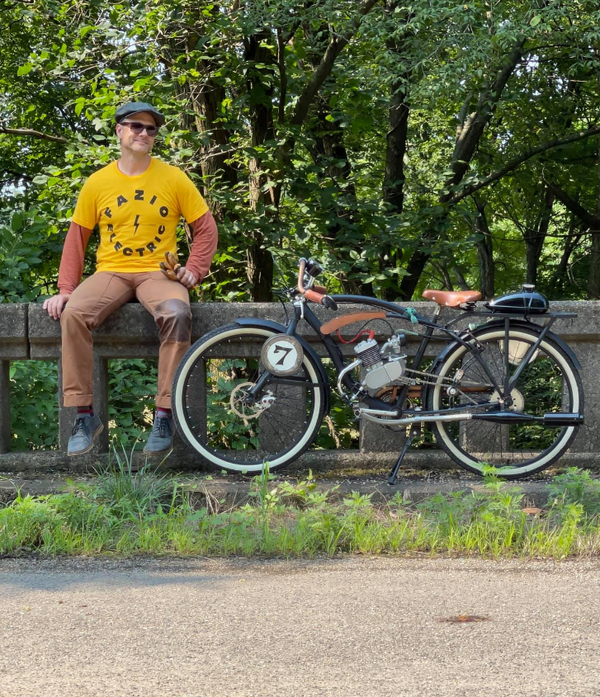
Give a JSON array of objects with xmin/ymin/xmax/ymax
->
[{"xmin": 60, "ymin": 271, "xmax": 191, "ymax": 409}]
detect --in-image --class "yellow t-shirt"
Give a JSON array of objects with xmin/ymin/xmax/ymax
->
[{"xmin": 71, "ymin": 158, "xmax": 209, "ymax": 273}]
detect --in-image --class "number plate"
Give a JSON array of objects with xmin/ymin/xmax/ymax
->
[{"xmin": 261, "ymin": 335, "xmax": 304, "ymax": 376}]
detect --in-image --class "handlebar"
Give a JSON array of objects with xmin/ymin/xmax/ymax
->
[{"xmin": 297, "ymin": 258, "xmax": 338, "ymax": 310}]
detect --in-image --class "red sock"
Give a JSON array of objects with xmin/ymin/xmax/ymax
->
[
  {"xmin": 157, "ymin": 408, "xmax": 171, "ymax": 418},
  {"xmin": 77, "ymin": 406, "xmax": 93, "ymax": 416}
]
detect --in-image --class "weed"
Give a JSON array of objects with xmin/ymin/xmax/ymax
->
[
  {"xmin": 93, "ymin": 441, "xmax": 179, "ymax": 519},
  {"xmin": 2, "ymin": 464, "xmax": 600, "ymax": 560},
  {"xmin": 547, "ymin": 468, "xmax": 600, "ymax": 518}
]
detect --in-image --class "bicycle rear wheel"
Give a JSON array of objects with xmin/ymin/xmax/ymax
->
[
  {"xmin": 428, "ymin": 325, "xmax": 583, "ymax": 478},
  {"xmin": 172, "ymin": 324, "xmax": 327, "ymax": 474}
]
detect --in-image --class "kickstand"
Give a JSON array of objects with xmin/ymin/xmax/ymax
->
[{"xmin": 387, "ymin": 424, "xmax": 420, "ymax": 486}]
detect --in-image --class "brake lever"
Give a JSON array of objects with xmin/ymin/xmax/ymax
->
[{"xmin": 323, "ymin": 296, "xmax": 338, "ymax": 311}]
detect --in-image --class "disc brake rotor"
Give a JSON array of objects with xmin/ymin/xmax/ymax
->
[
  {"xmin": 489, "ymin": 388, "xmax": 525, "ymax": 412},
  {"xmin": 230, "ymin": 382, "xmax": 276, "ymax": 419}
]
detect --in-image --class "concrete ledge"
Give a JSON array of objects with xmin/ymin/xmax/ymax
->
[
  {"xmin": 0, "ymin": 447, "xmax": 598, "ymax": 475},
  {"xmin": 4, "ymin": 300, "xmax": 600, "ymax": 468},
  {"xmin": 26, "ymin": 299, "xmax": 600, "ymax": 357},
  {"xmin": 0, "ymin": 304, "xmax": 28, "ymax": 360}
]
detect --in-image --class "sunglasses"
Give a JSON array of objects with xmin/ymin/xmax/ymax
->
[{"xmin": 121, "ymin": 121, "xmax": 160, "ymax": 136}]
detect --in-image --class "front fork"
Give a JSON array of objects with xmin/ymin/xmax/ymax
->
[{"xmin": 244, "ymin": 309, "xmax": 302, "ymax": 403}]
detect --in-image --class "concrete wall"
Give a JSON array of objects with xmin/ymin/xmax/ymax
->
[{"xmin": 1, "ymin": 300, "xmax": 598, "ymax": 472}]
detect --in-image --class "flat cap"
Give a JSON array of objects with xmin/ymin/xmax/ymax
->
[{"xmin": 114, "ymin": 101, "xmax": 165, "ymax": 127}]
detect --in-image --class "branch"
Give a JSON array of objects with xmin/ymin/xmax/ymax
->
[
  {"xmin": 0, "ymin": 126, "xmax": 68, "ymax": 144},
  {"xmin": 451, "ymin": 38, "xmax": 526, "ymax": 179},
  {"xmin": 289, "ymin": 0, "xmax": 380, "ymax": 128},
  {"xmin": 0, "ymin": 169, "xmax": 33, "ymax": 183},
  {"xmin": 545, "ymin": 181, "xmax": 600, "ymax": 228},
  {"xmin": 276, "ymin": 27, "xmax": 287, "ymax": 125},
  {"xmin": 448, "ymin": 124, "xmax": 600, "ymax": 205},
  {"xmin": 455, "ymin": 91, "xmax": 473, "ymax": 141}
]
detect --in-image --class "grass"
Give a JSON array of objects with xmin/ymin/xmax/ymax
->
[{"xmin": 3, "ymin": 463, "xmax": 600, "ymax": 559}]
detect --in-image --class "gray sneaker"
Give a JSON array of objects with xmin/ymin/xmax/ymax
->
[
  {"xmin": 67, "ymin": 414, "xmax": 104, "ymax": 456},
  {"xmin": 143, "ymin": 413, "xmax": 174, "ymax": 455}
]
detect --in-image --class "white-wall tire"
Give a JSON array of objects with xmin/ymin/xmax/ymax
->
[
  {"xmin": 428, "ymin": 327, "xmax": 583, "ymax": 478},
  {"xmin": 172, "ymin": 324, "xmax": 327, "ymax": 474}
]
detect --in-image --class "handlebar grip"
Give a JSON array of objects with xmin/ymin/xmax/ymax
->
[
  {"xmin": 304, "ymin": 289, "xmax": 338, "ymax": 311},
  {"xmin": 304, "ymin": 289, "xmax": 325, "ymax": 304},
  {"xmin": 313, "ymin": 284, "xmax": 328, "ymax": 294}
]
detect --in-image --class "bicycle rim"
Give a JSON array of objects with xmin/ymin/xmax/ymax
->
[
  {"xmin": 172, "ymin": 326, "xmax": 326, "ymax": 473},
  {"xmin": 429, "ymin": 327, "xmax": 582, "ymax": 477}
]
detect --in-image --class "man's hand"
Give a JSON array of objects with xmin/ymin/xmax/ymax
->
[
  {"xmin": 43, "ymin": 293, "xmax": 71, "ymax": 320},
  {"xmin": 176, "ymin": 266, "xmax": 198, "ymax": 290}
]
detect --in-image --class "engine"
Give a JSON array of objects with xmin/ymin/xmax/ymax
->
[{"xmin": 354, "ymin": 332, "xmax": 407, "ymax": 395}]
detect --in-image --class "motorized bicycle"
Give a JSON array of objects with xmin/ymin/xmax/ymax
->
[{"xmin": 171, "ymin": 258, "xmax": 584, "ymax": 483}]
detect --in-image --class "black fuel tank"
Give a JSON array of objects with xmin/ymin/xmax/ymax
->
[{"xmin": 485, "ymin": 285, "xmax": 549, "ymax": 314}]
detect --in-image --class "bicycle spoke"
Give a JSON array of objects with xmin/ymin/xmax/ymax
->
[
  {"xmin": 430, "ymin": 327, "xmax": 581, "ymax": 477},
  {"xmin": 174, "ymin": 326, "xmax": 326, "ymax": 471}
]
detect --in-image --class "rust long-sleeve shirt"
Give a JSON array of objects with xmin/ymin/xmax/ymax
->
[{"xmin": 58, "ymin": 211, "xmax": 218, "ymax": 295}]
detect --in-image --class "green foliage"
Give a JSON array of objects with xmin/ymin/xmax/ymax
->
[
  {"xmin": 0, "ymin": 209, "xmax": 62, "ymax": 302},
  {"xmin": 93, "ymin": 442, "xmax": 181, "ymax": 519},
  {"xmin": 315, "ymin": 361, "xmax": 358, "ymax": 449},
  {"xmin": 8, "ymin": 358, "xmax": 161, "ymax": 451},
  {"xmin": 2, "ymin": 0, "xmax": 600, "ymax": 303},
  {"xmin": 108, "ymin": 359, "xmax": 158, "ymax": 447},
  {"xmin": 203, "ymin": 358, "xmax": 262, "ymax": 451},
  {"xmin": 9, "ymin": 361, "xmax": 58, "ymax": 451},
  {"xmin": 547, "ymin": 467, "xmax": 600, "ymax": 518},
  {"xmin": 2, "ymin": 467, "xmax": 600, "ymax": 558}
]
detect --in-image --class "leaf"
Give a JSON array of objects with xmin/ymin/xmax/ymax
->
[
  {"xmin": 530, "ymin": 15, "xmax": 541, "ymax": 26},
  {"xmin": 17, "ymin": 64, "xmax": 33, "ymax": 76}
]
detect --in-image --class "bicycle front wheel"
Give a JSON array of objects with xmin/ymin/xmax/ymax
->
[
  {"xmin": 172, "ymin": 324, "xmax": 327, "ymax": 474},
  {"xmin": 428, "ymin": 325, "xmax": 583, "ymax": 478}
]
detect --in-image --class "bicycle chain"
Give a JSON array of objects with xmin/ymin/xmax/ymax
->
[{"xmin": 400, "ymin": 367, "xmax": 492, "ymax": 390}]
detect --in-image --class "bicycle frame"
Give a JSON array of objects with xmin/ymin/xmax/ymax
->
[
  {"xmin": 249, "ymin": 291, "xmax": 583, "ymax": 429},
  {"xmin": 170, "ymin": 263, "xmax": 585, "ymax": 482}
]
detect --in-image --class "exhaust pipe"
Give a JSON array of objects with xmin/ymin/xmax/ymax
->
[
  {"xmin": 361, "ymin": 409, "xmax": 584, "ymax": 428},
  {"xmin": 472, "ymin": 412, "xmax": 584, "ymax": 426},
  {"xmin": 541, "ymin": 412, "xmax": 584, "ymax": 426}
]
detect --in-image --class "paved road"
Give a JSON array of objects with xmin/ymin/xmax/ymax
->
[{"xmin": 0, "ymin": 557, "xmax": 599, "ymax": 696}]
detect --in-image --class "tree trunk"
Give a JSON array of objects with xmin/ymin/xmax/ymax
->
[
  {"xmin": 549, "ymin": 218, "xmax": 582, "ymax": 291},
  {"xmin": 380, "ymin": 2, "xmax": 411, "ymax": 301},
  {"xmin": 245, "ymin": 30, "xmax": 277, "ymax": 301},
  {"xmin": 380, "ymin": 75, "xmax": 409, "ymax": 300},
  {"xmin": 306, "ymin": 96, "xmax": 373, "ymax": 296},
  {"xmin": 452, "ymin": 264, "xmax": 469, "ymax": 291},
  {"xmin": 432, "ymin": 261, "xmax": 454, "ymax": 290},
  {"xmin": 159, "ymin": 23, "xmax": 238, "ymax": 220},
  {"xmin": 589, "ymin": 138, "xmax": 600, "ymax": 298},
  {"xmin": 474, "ymin": 200, "xmax": 495, "ymax": 299},
  {"xmin": 246, "ymin": 239, "xmax": 274, "ymax": 302},
  {"xmin": 524, "ymin": 186, "xmax": 554, "ymax": 286},
  {"xmin": 398, "ymin": 38, "xmax": 526, "ymax": 300},
  {"xmin": 546, "ymin": 180, "xmax": 600, "ymax": 297}
]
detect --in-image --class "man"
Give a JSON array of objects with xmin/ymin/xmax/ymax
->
[{"xmin": 43, "ymin": 101, "xmax": 218, "ymax": 456}]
